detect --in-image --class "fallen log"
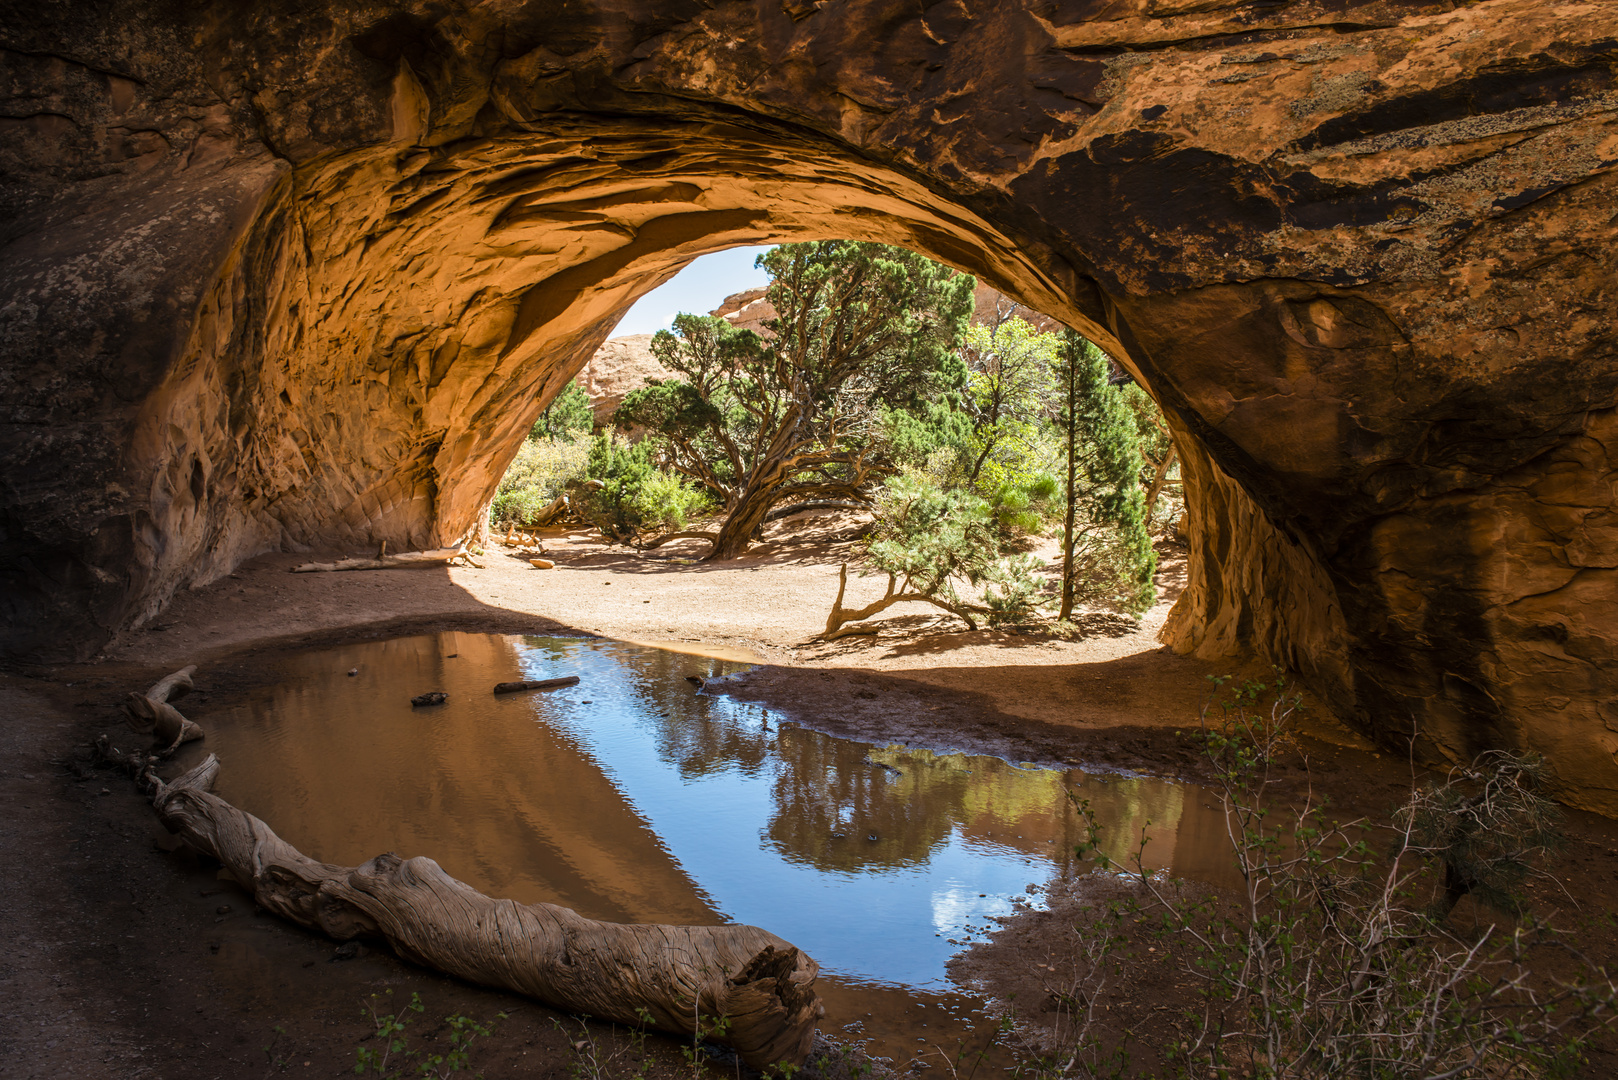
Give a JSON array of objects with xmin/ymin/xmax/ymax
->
[
  {"xmin": 146, "ymin": 664, "xmax": 196, "ymax": 703},
  {"xmin": 493, "ymin": 676, "xmax": 580, "ymax": 695},
  {"xmin": 149, "ymin": 755, "xmax": 822, "ymax": 1067},
  {"xmin": 291, "ymin": 545, "xmax": 466, "ymax": 573},
  {"xmin": 123, "ymin": 665, "xmax": 204, "ymax": 754}
]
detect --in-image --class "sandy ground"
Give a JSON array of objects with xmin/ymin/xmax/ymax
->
[
  {"xmin": 102, "ymin": 514, "xmax": 1369, "ymax": 766},
  {"xmin": 6, "ymin": 518, "xmax": 1618, "ymax": 1077}
]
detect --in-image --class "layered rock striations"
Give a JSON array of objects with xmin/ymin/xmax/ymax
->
[{"xmin": 2, "ymin": 1, "xmax": 1615, "ymax": 808}]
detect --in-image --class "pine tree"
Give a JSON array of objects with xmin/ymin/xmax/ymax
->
[
  {"xmin": 530, "ymin": 378, "xmax": 594, "ymax": 442},
  {"xmin": 1054, "ymin": 331, "xmax": 1156, "ymax": 621}
]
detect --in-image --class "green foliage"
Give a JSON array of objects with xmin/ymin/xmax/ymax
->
[
  {"xmin": 531, "ymin": 378, "xmax": 595, "ymax": 442},
  {"xmin": 880, "ymin": 401, "xmax": 973, "ymax": 477},
  {"xmin": 960, "ymin": 319, "xmax": 1058, "ymax": 485},
  {"xmin": 1116, "ymin": 380, "xmax": 1170, "ymax": 469},
  {"xmin": 355, "ymin": 990, "xmax": 504, "ymax": 1079},
  {"xmin": 553, "ymin": 1007, "xmax": 656, "ymax": 1080},
  {"xmin": 618, "ymin": 240, "xmax": 975, "ymax": 557},
  {"xmin": 1054, "ymin": 332, "xmax": 1155, "ymax": 617},
  {"xmin": 983, "ymin": 470, "xmax": 1061, "ymax": 537},
  {"xmin": 491, "ymin": 437, "xmax": 591, "ymax": 527},
  {"xmin": 865, "ymin": 472, "xmax": 1003, "ymax": 613},
  {"xmin": 1116, "ymin": 678, "xmax": 1618, "ymax": 1080},
  {"xmin": 573, "ymin": 433, "xmax": 714, "ymax": 542},
  {"xmin": 861, "ymin": 470, "xmax": 1043, "ymax": 627}
]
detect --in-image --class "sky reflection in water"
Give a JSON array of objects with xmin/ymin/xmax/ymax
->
[{"xmin": 189, "ymin": 632, "xmax": 1229, "ymax": 1057}]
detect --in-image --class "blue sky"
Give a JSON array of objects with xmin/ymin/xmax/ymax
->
[{"xmin": 610, "ymin": 245, "xmax": 774, "ymax": 337}]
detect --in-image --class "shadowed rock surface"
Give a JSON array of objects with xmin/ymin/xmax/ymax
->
[{"xmin": 2, "ymin": 0, "xmax": 1616, "ymax": 809}]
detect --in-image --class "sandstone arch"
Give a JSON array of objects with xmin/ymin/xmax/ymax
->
[{"xmin": 3, "ymin": 1, "xmax": 1616, "ymax": 811}]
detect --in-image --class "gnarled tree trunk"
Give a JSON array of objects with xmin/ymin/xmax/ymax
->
[
  {"xmin": 148, "ymin": 755, "xmax": 822, "ymax": 1067},
  {"xmin": 123, "ymin": 665, "xmax": 204, "ymax": 754},
  {"xmin": 821, "ymin": 563, "xmax": 977, "ymax": 638}
]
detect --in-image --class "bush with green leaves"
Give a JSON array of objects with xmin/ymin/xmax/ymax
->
[
  {"xmin": 1114, "ymin": 678, "xmax": 1618, "ymax": 1080},
  {"xmin": 531, "ymin": 378, "xmax": 594, "ymax": 442},
  {"xmin": 823, "ymin": 470, "xmax": 1043, "ymax": 636},
  {"xmin": 572, "ymin": 434, "xmax": 714, "ymax": 543},
  {"xmin": 491, "ymin": 436, "xmax": 591, "ymax": 528},
  {"xmin": 1053, "ymin": 332, "xmax": 1155, "ymax": 620},
  {"xmin": 354, "ymin": 990, "xmax": 505, "ymax": 1079}
]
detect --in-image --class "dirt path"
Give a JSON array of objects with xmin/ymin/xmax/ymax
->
[{"xmin": 7, "ymin": 519, "xmax": 1617, "ymax": 1077}]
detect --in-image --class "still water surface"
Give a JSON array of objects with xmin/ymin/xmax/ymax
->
[{"xmin": 183, "ymin": 632, "xmax": 1232, "ymax": 1061}]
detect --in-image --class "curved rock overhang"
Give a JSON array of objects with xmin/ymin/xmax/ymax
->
[{"xmin": 2, "ymin": 0, "xmax": 1615, "ymax": 810}]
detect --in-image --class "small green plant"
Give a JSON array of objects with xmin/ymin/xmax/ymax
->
[
  {"xmin": 492, "ymin": 436, "xmax": 591, "ymax": 527},
  {"xmin": 679, "ymin": 1007, "xmax": 732, "ymax": 1080},
  {"xmin": 263, "ymin": 1024, "xmax": 290, "ymax": 1075},
  {"xmin": 573, "ymin": 433, "xmax": 715, "ymax": 543},
  {"xmin": 555, "ymin": 1006, "xmax": 657, "ymax": 1080},
  {"xmin": 355, "ymin": 990, "xmax": 505, "ymax": 1079},
  {"xmin": 1133, "ymin": 678, "xmax": 1618, "ymax": 1080}
]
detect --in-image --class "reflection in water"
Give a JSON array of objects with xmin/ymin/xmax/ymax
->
[{"xmin": 179, "ymin": 632, "xmax": 1233, "ymax": 1062}]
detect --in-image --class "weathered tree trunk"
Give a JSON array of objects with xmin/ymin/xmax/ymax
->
[
  {"xmin": 123, "ymin": 665, "xmax": 204, "ymax": 754},
  {"xmin": 763, "ymin": 500, "xmax": 866, "ymax": 523},
  {"xmin": 147, "ymin": 756, "xmax": 821, "ymax": 1067},
  {"xmin": 1143, "ymin": 445, "xmax": 1178, "ymax": 524},
  {"xmin": 291, "ymin": 545, "xmax": 466, "ymax": 573},
  {"xmin": 147, "ymin": 665, "xmax": 196, "ymax": 703},
  {"xmin": 708, "ymin": 482, "xmax": 782, "ymax": 560},
  {"xmin": 821, "ymin": 563, "xmax": 977, "ymax": 638},
  {"xmin": 639, "ymin": 529, "xmax": 719, "ymax": 551}
]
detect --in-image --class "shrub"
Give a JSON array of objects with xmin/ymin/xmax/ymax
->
[
  {"xmin": 1136, "ymin": 679, "xmax": 1618, "ymax": 1080},
  {"xmin": 573, "ymin": 434, "xmax": 714, "ymax": 543},
  {"xmin": 491, "ymin": 437, "xmax": 591, "ymax": 527}
]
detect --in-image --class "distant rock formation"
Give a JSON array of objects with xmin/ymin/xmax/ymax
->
[{"xmin": 578, "ymin": 335, "xmax": 668, "ymax": 427}]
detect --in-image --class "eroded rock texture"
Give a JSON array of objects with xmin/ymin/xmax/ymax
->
[{"xmin": 2, "ymin": 1, "xmax": 1616, "ymax": 808}]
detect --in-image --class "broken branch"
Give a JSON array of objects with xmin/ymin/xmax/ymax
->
[{"xmin": 492, "ymin": 676, "xmax": 580, "ymax": 695}]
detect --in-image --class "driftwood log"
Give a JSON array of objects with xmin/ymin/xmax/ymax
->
[
  {"xmin": 149, "ymin": 755, "xmax": 822, "ymax": 1066},
  {"xmin": 291, "ymin": 545, "xmax": 466, "ymax": 573},
  {"xmin": 493, "ymin": 676, "xmax": 580, "ymax": 695},
  {"xmin": 122, "ymin": 665, "xmax": 204, "ymax": 754}
]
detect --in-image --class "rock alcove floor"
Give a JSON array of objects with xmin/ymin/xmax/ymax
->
[{"xmin": 4, "ymin": 518, "xmax": 1618, "ymax": 1077}]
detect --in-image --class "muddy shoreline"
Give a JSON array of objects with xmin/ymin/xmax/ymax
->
[{"xmin": 6, "ymin": 529, "xmax": 1618, "ymax": 1077}]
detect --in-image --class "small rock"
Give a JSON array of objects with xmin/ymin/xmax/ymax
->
[
  {"xmin": 411, "ymin": 691, "xmax": 448, "ymax": 707},
  {"xmin": 529, "ymin": 558, "xmax": 554, "ymax": 569},
  {"xmin": 347, "ymin": 668, "xmax": 358, "ymax": 676},
  {"xmin": 216, "ymin": 905, "xmax": 232, "ymax": 915},
  {"xmin": 331, "ymin": 941, "xmax": 365, "ymax": 961}
]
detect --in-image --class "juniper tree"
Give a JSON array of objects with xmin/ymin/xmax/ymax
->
[
  {"xmin": 1054, "ymin": 331, "xmax": 1155, "ymax": 621},
  {"xmin": 615, "ymin": 241, "xmax": 973, "ymax": 559}
]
